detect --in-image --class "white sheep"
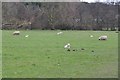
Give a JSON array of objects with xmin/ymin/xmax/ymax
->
[
  {"xmin": 57, "ymin": 32, "xmax": 63, "ymax": 35},
  {"xmin": 57, "ymin": 32, "xmax": 60, "ymax": 35},
  {"xmin": 59, "ymin": 32, "xmax": 63, "ymax": 34},
  {"xmin": 13, "ymin": 31, "xmax": 20, "ymax": 35},
  {"xmin": 25, "ymin": 35, "xmax": 29, "ymax": 38},
  {"xmin": 99, "ymin": 35, "xmax": 107, "ymax": 40},
  {"xmin": 64, "ymin": 43, "xmax": 71, "ymax": 49},
  {"xmin": 90, "ymin": 35, "xmax": 93, "ymax": 37}
]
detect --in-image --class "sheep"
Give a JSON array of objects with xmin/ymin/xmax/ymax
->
[
  {"xmin": 13, "ymin": 31, "xmax": 20, "ymax": 35},
  {"xmin": 90, "ymin": 35, "xmax": 93, "ymax": 37},
  {"xmin": 59, "ymin": 32, "xmax": 63, "ymax": 34},
  {"xmin": 57, "ymin": 32, "xmax": 60, "ymax": 35},
  {"xmin": 25, "ymin": 35, "xmax": 29, "ymax": 38},
  {"xmin": 57, "ymin": 32, "xmax": 63, "ymax": 35},
  {"xmin": 64, "ymin": 43, "xmax": 71, "ymax": 49},
  {"xmin": 99, "ymin": 36, "xmax": 107, "ymax": 40}
]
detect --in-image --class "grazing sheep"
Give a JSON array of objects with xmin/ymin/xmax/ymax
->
[
  {"xmin": 59, "ymin": 32, "xmax": 63, "ymax": 34},
  {"xmin": 57, "ymin": 32, "xmax": 63, "ymax": 35},
  {"xmin": 57, "ymin": 32, "xmax": 60, "ymax": 35},
  {"xmin": 13, "ymin": 31, "xmax": 20, "ymax": 35},
  {"xmin": 99, "ymin": 36, "xmax": 107, "ymax": 40},
  {"xmin": 90, "ymin": 35, "xmax": 93, "ymax": 37},
  {"xmin": 64, "ymin": 43, "xmax": 71, "ymax": 49},
  {"xmin": 25, "ymin": 35, "xmax": 29, "ymax": 38},
  {"xmin": 64, "ymin": 45, "xmax": 68, "ymax": 48}
]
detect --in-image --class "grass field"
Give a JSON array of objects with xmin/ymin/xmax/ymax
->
[
  {"xmin": 0, "ymin": 30, "xmax": 2, "ymax": 79},
  {"xmin": 2, "ymin": 30, "xmax": 118, "ymax": 78}
]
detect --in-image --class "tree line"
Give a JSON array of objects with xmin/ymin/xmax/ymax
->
[{"xmin": 2, "ymin": 2, "xmax": 120, "ymax": 30}]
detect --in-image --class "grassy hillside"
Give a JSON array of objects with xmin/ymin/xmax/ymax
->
[{"xmin": 2, "ymin": 30, "xmax": 118, "ymax": 78}]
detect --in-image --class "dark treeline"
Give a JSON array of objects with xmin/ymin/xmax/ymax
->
[{"xmin": 2, "ymin": 2, "xmax": 120, "ymax": 30}]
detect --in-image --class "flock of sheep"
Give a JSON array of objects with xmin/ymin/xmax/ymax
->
[
  {"xmin": 56, "ymin": 32, "xmax": 108, "ymax": 50},
  {"xmin": 13, "ymin": 30, "xmax": 108, "ymax": 51}
]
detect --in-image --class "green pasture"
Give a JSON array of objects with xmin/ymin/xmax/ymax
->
[
  {"xmin": 2, "ymin": 30, "xmax": 118, "ymax": 78},
  {"xmin": 0, "ymin": 30, "xmax": 2, "ymax": 79}
]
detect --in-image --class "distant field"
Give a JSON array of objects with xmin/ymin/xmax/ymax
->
[{"xmin": 2, "ymin": 30, "xmax": 118, "ymax": 78}]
